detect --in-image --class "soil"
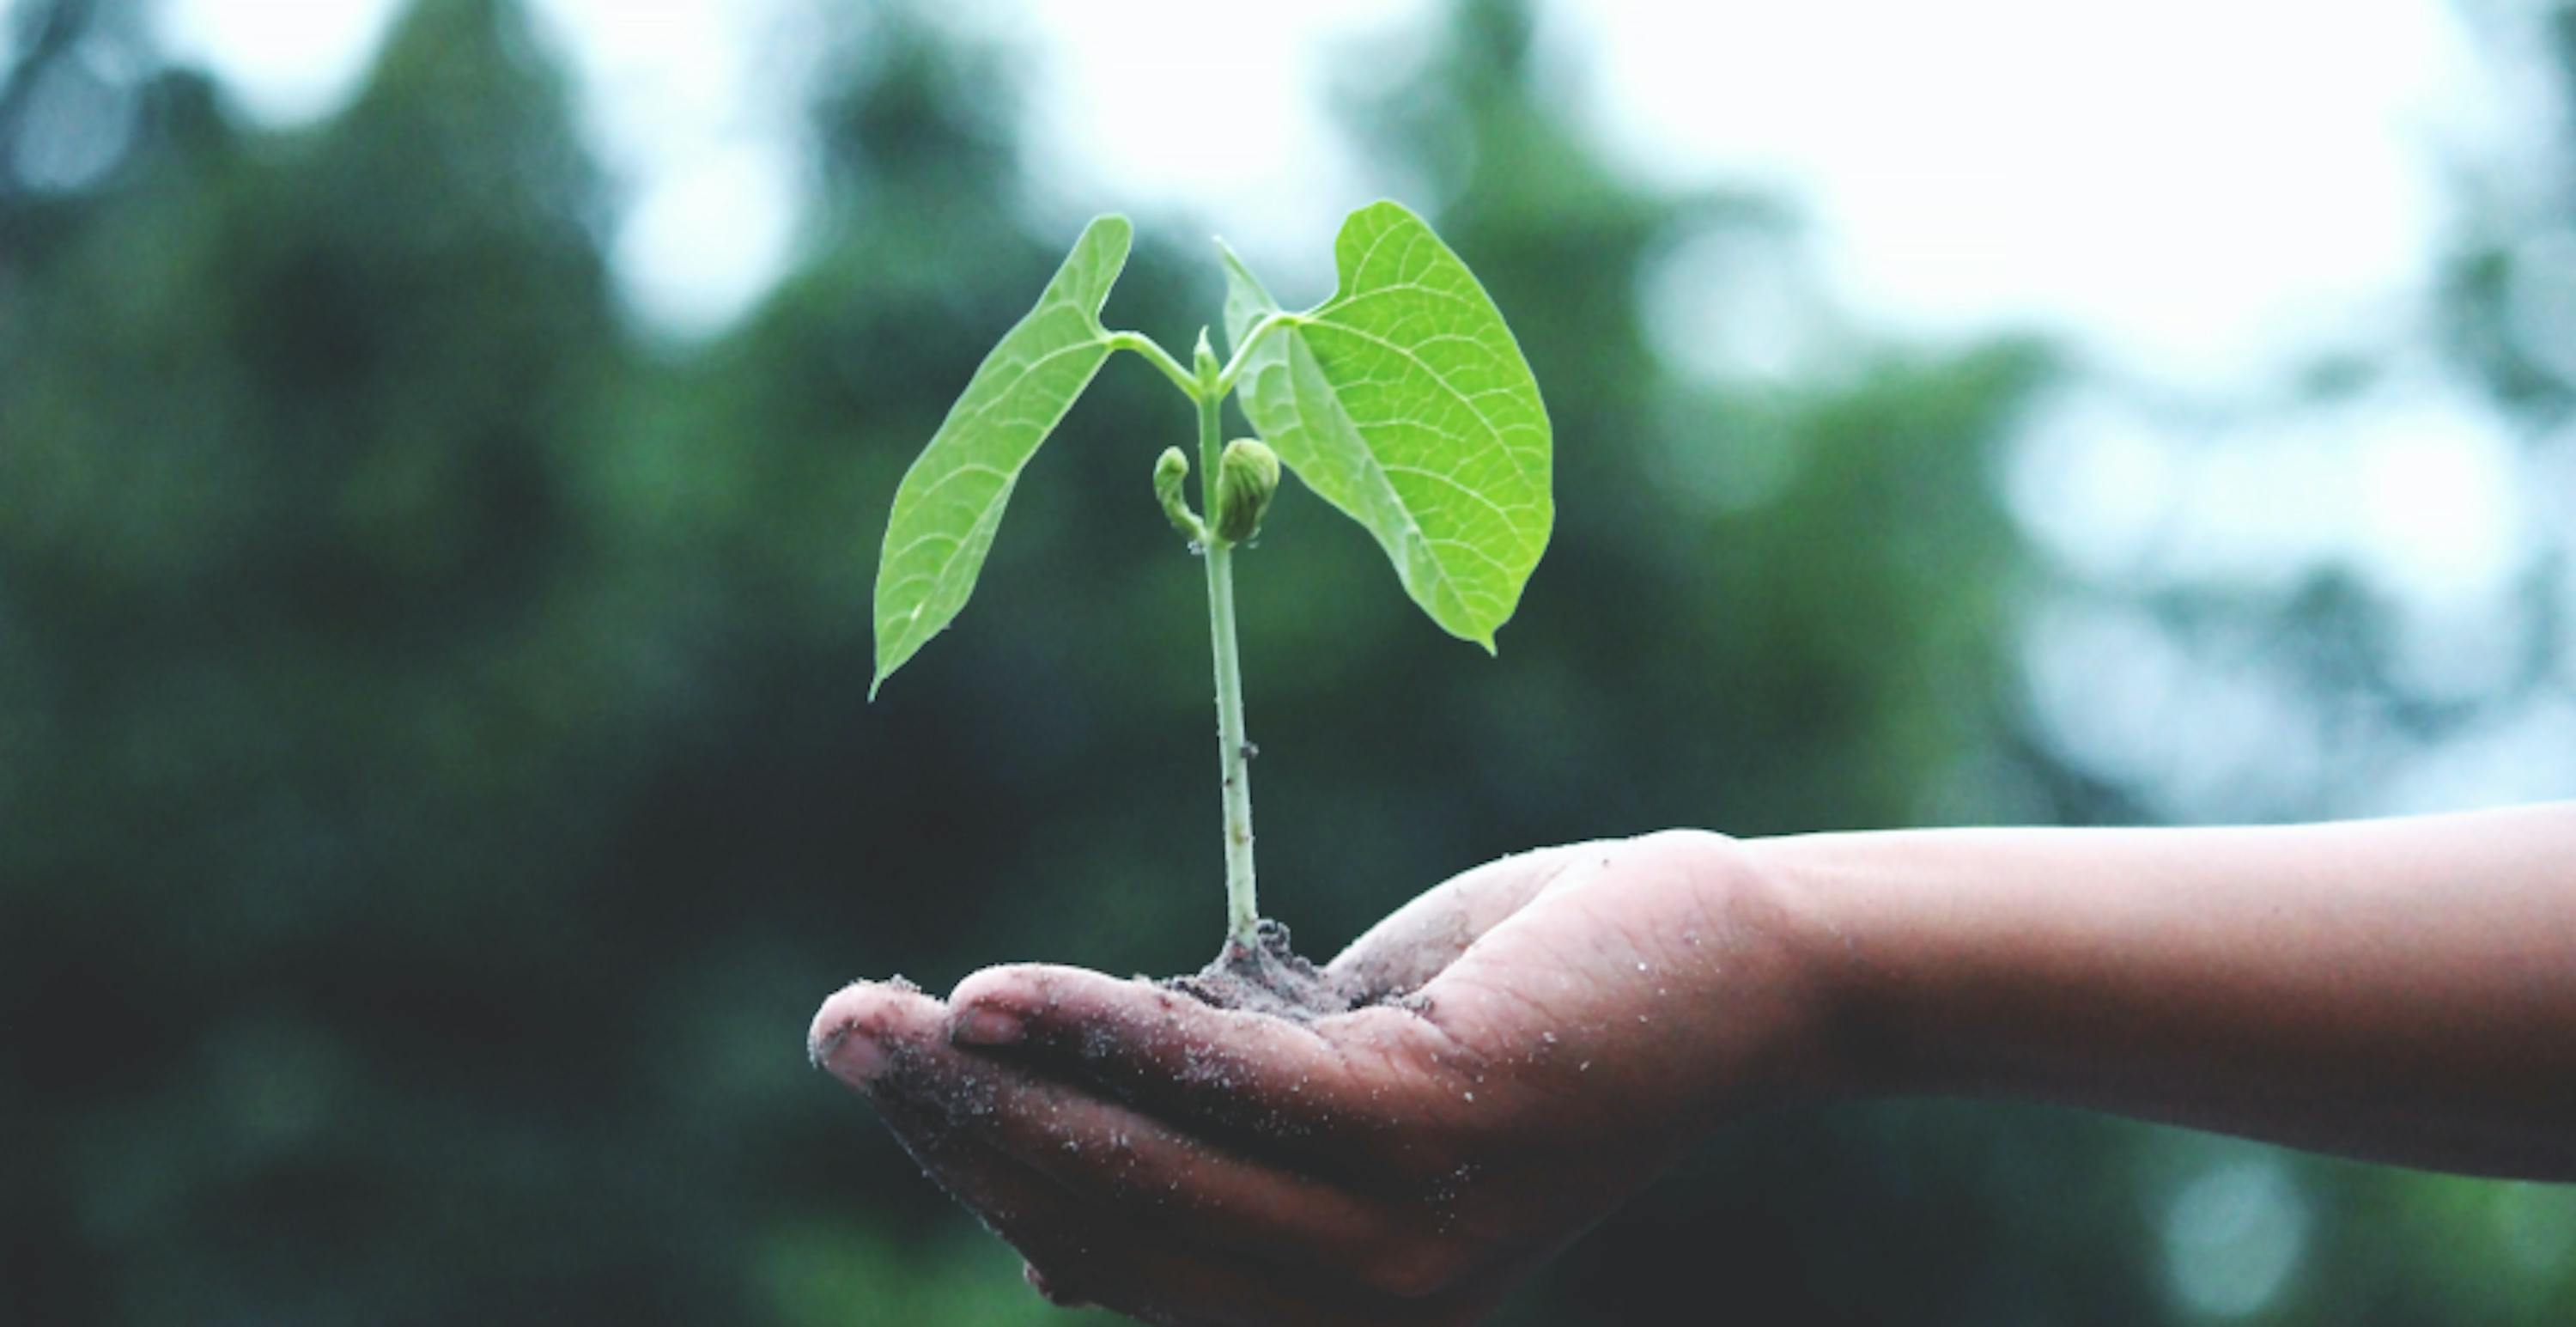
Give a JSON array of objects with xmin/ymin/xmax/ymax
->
[{"xmin": 1160, "ymin": 917, "xmax": 1373, "ymax": 1020}]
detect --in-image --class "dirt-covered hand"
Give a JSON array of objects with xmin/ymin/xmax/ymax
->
[{"xmin": 807, "ymin": 831, "xmax": 1835, "ymax": 1325}]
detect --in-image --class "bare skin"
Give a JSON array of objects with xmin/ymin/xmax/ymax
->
[{"xmin": 808, "ymin": 804, "xmax": 2576, "ymax": 1324}]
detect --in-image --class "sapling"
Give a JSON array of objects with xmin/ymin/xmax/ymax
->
[{"xmin": 870, "ymin": 201, "xmax": 1552, "ymax": 1008}]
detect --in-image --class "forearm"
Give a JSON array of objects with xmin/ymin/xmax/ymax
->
[{"xmin": 1750, "ymin": 804, "xmax": 2576, "ymax": 1179}]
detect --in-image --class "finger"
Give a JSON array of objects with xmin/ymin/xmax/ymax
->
[
  {"xmin": 817, "ymin": 982, "xmax": 1493, "ymax": 1315},
  {"xmin": 812, "ymin": 983, "xmax": 1382, "ymax": 1320},
  {"xmin": 1327, "ymin": 843, "xmax": 1604, "ymax": 998},
  {"xmin": 808, "ymin": 977, "xmax": 946, "ymax": 1088},
  {"xmin": 946, "ymin": 965, "xmax": 1453, "ymax": 1155},
  {"xmin": 881, "ymin": 1025, "xmax": 1417, "ymax": 1270},
  {"xmin": 819, "ymin": 977, "xmax": 1431, "ymax": 1267},
  {"xmin": 870, "ymin": 1087, "xmax": 1400, "ymax": 1327}
]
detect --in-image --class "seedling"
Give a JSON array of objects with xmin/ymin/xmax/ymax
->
[{"xmin": 872, "ymin": 201, "xmax": 1551, "ymax": 989}]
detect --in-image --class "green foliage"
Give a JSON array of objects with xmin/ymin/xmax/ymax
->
[
  {"xmin": 871, "ymin": 215, "xmax": 1133, "ymax": 694},
  {"xmin": 872, "ymin": 198, "xmax": 1552, "ymax": 694},
  {"xmin": 7, "ymin": 0, "xmax": 2568, "ymax": 1321},
  {"xmin": 1224, "ymin": 203, "xmax": 1553, "ymax": 649}
]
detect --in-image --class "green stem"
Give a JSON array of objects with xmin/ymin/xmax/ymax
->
[
  {"xmin": 1197, "ymin": 379, "xmax": 1259, "ymax": 948},
  {"xmin": 1108, "ymin": 332, "xmax": 1200, "ymax": 399},
  {"xmin": 1211, "ymin": 312, "xmax": 1300, "ymax": 399}
]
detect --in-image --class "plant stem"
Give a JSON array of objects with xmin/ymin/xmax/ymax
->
[
  {"xmin": 1196, "ymin": 380, "xmax": 1260, "ymax": 949},
  {"xmin": 1107, "ymin": 332, "xmax": 1200, "ymax": 398},
  {"xmin": 1210, "ymin": 312, "xmax": 1300, "ymax": 399}
]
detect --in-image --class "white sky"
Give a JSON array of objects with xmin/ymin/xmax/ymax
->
[
  {"xmin": 1569, "ymin": 0, "xmax": 2510, "ymax": 383},
  {"xmin": 132, "ymin": 0, "xmax": 2521, "ymax": 370}
]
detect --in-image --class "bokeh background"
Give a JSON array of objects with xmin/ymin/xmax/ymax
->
[{"xmin": 6, "ymin": 0, "xmax": 2575, "ymax": 1321}]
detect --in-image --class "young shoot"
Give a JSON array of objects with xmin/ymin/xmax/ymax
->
[{"xmin": 869, "ymin": 201, "xmax": 1552, "ymax": 953}]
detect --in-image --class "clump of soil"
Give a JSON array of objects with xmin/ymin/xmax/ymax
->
[{"xmin": 1162, "ymin": 918, "xmax": 1370, "ymax": 1021}]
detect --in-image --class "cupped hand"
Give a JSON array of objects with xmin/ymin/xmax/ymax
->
[{"xmin": 807, "ymin": 831, "xmax": 1838, "ymax": 1325}]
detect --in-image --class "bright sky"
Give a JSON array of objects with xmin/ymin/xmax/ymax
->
[{"xmin": 134, "ymin": 0, "xmax": 2518, "ymax": 365}]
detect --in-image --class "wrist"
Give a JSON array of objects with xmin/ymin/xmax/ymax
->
[
  {"xmin": 1739, "ymin": 831, "xmax": 1920, "ymax": 1103},
  {"xmin": 1619, "ymin": 830, "xmax": 1886, "ymax": 1119}
]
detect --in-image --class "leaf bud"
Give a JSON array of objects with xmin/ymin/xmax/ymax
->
[
  {"xmin": 1212, "ymin": 438, "xmax": 1281, "ymax": 544},
  {"xmin": 1193, "ymin": 326, "xmax": 1220, "ymax": 384},
  {"xmin": 1152, "ymin": 446, "xmax": 1205, "ymax": 542}
]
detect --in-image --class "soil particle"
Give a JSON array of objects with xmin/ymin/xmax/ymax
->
[{"xmin": 1161, "ymin": 918, "xmax": 1374, "ymax": 1020}]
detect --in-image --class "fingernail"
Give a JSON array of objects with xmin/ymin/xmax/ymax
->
[
  {"xmin": 811, "ymin": 1018, "xmax": 890, "ymax": 1082},
  {"xmin": 951, "ymin": 1005, "xmax": 1025, "ymax": 1047}
]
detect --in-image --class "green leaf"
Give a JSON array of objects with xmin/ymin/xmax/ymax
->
[
  {"xmin": 1218, "ymin": 238, "xmax": 1277, "ymax": 360},
  {"xmin": 871, "ymin": 215, "xmax": 1133, "ymax": 696},
  {"xmin": 1224, "ymin": 202, "xmax": 1552, "ymax": 650}
]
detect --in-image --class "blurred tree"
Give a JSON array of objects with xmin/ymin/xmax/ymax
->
[
  {"xmin": 1, "ymin": 0, "xmax": 709, "ymax": 1318},
  {"xmin": 4, "ymin": 0, "xmax": 2567, "ymax": 1321}
]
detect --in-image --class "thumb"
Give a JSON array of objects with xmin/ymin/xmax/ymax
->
[{"xmin": 1325, "ymin": 842, "xmax": 1604, "ymax": 999}]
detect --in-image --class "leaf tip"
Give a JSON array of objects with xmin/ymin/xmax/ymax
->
[
  {"xmin": 1214, "ymin": 236, "xmax": 1258, "ymax": 280},
  {"xmin": 869, "ymin": 635, "xmax": 909, "ymax": 702},
  {"xmin": 1078, "ymin": 213, "xmax": 1135, "ymax": 265}
]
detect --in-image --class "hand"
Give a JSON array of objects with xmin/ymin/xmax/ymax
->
[{"xmin": 808, "ymin": 831, "xmax": 1840, "ymax": 1324}]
